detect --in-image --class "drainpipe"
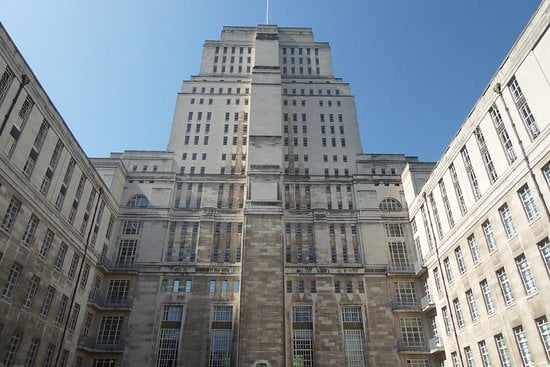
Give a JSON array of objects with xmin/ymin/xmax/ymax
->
[
  {"xmin": 493, "ymin": 83, "xmax": 550, "ymax": 223},
  {"xmin": 54, "ymin": 188, "xmax": 103, "ymax": 366},
  {"xmin": 0, "ymin": 74, "xmax": 29, "ymax": 136},
  {"xmin": 423, "ymin": 192, "xmax": 465, "ymax": 366}
]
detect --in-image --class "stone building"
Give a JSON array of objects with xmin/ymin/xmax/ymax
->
[{"xmin": 0, "ymin": 1, "xmax": 549, "ymax": 367}]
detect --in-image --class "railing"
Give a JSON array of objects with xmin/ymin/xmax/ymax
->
[
  {"xmin": 77, "ymin": 336, "xmax": 126, "ymax": 352},
  {"xmin": 88, "ymin": 294, "xmax": 133, "ymax": 309},
  {"xmin": 387, "ymin": 260, "xmax": 426, "ymax": 275},
  {"xmin": 397, "ymin": 340, "xmax": 427, "ymax": 352},
  {"xmin": 428, "ymin": 337, "xmax": 444, "ymax": 352},
  {"xmin": 390, "ymin": 300, "xmax": 421, "ymax": 311},
  {"xmin": 420, "ymin": 294, "xmax": 435, "ymax": 310},
  {"xmin": 97, "ymin": 256, "xmax": 138, "ymax": 272}
]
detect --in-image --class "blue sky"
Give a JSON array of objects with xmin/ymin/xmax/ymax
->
[{"xmin": 0, "ymin": 1, "xmax": 541, "ymax": 162}]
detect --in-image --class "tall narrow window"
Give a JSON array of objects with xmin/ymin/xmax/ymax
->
[
  {"xmin": 439, "ymin": 179, "xmax": 454, "ymax": 227},
  {"xmin": 498, "ymin": 204, "xmax": 516, "ymax": 238},
  {"xmin": 518, "ymin": 185, "xmax": 539, "ymax": 222},
  {"xmin": 453, "ymin": 298, "xmax": 465, "ymax": 328},
  {"xmin": 443, "ymin": 257, "xmax": 454, "ymax": 283},
  {"xmin": 341, "ymin": 306, "xmax": 367, "ymax": 367},
  {"xmin": 513, "ymin": 325, "xmax": 535, "ymax": 367},
  {"xmin": 461, "ymin": 147, "xmax": 482, "ymax": 200},
  {"xmin": 482, "ymin": 220, "xmax": 498, "ymax": 252},
  {"xmin": 454, "ymin": 247, "xmax": 467, "ymax": 274},
  {"xmin": 209, "ymin": 305, "xmax": 233, "ymax": 367},
  {"xmin": 449, "ymin": 164, "xmax": 467, "ymax": 214},
  {"xmin": 480, "ymin": 279, "xmax": 496, "ymax": 314},
  {"xmin": 428, "ymin": 192, "xmax": 443, "ymax": 239},
  {"xmin": 494, "ymin": 333, "xmax": 512, "ymax": 367},
  {"xmin": 464, "ymin": 346, "xmax": 475, "ymax": 367},
  {"xmin": 465, "ymin": 289, "xmax": 479, "ymax": 323},
  {"xmin": 509, "ymin": 77, "xmax": 540, "ymax": 139},
  {"xmin": 474, "ymin": 126, "xmax": 498, "ymax": 183},
  {"xmin": 156, "ymin": 305, "xmax": 183, "ymax": 367},
  {"xmin": 489, "ymin": 104, "xmax": 517, "ymax": 164},
  {"xmin": 468, "ymin": 235, "xmax": 481, "ymax": 265},
  {"xmin": 292, "ymin": 306, "xmax": 314, "ymax": 367},
  {"xmin": 515, "ymin": 254, "xmax": 537, "ymax": 295},
  {"xmin": 442, "ymin": 306, "xmax": 453, "ymax": 335},
  {"xmin": 2, "ymin": 263, "xmax": 22, "ymax": 301},
  {"xmin": 496, "ymin": 268, "xmax": 514, "ymax": 305},
  {"xmin": 1, "ymin": 197, "xmax": 21, "ymax": 232},
  {"xmin": 478, "ymin": 340, "xmax": 492, "ymax": 367},
  {"xmin": 3, "ymin": 330, "xmax": 22, "ymax": 367},
  {"xmin": 535, "ymin": 316, "xmax": 550, "ymax": 361},
  {"xmin": 22, "ymin": 274, "xmax": 41, "ymax": 309},
  {"xmin": 539, "ymin": 237, "xmax": 550, "ymax": 274}
]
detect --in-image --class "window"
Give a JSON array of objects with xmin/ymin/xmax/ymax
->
[
  {"xmin": 442, "ymin": 306, "xmax": 453, "ymax": 335},
  {"xmin": 494, "ymin": 333, "xmax": 512, "ymax": 367},
  {"xmin": 443, "ymin": 257, "xmax": 454, "ymax": 283},
  {"xmin": 518, "ymin": 185, "xmax": 539, "ymax": 222},
  {"xmin": 127, "ymin": 195, "xmax": 149, "ymax": 208},
  {"xmin": 21, "ymin": 214, "xmax": 39, "ymax": 247},
  {"xmin": 439, "ymin": 179, "xmax": 454, "ymax": 227},
  {"xmin": 455, "ymin": 247, "xmax": 466, "ymax": 274},
  {"xmin": 453, "ymin": 298, "xmax": 465, "ymax": 328},
  {"xmin": 55, "ymin": 295, "xmax": 68, "ymax": 325},
  {"xmin": 97, "ymin": 315, "xmax": 124, "ymax": 345},
  {"xmin": 535, "ymin": 316, "xmax": 550, "ymax": 361},
  {"xmin": 539, "ymin": 237, "xmax": 550, "ymax": 274},
  {"xmin": 515, "ymin": 254, "xmax": 537, "ymax": 295},
  {"xmin": 478, "ymin": 340, "xmax": 492, "ymax": 367},
  {"xmin": 482, "ymin": 220, "xmax": 498, "ymax": 252},
  {"xmin": 379, "ymin": 198, "xmax": 402, "ymax": 211},
  {"xmin": 341, "ymin": 306, "xmax": 367, "ymax": 367},
  {"xmin": 22, "ymin": 274, "xmax": 40, "ymax": 309},
  {"xmin": 513, "ymin": 325, "xmax": 535, "ymax": 367},
  {"xmin": 433, "ymin": 268, "xmax": 442, "ymax": 292},
  {"xmin": 465, "ymin": 289, "xmax": 479, "ymax": 323},
  {"xmin": 461, "ymin": 147, "xmax": 481, "ymax": 200},
  {"xmin": 209, "ymin": 306, "xmax": 233, "ymax": 367},
  {"xmin": 1, "ymin": 197, "xmax": 21, "ymax": 232},
  {"xmin": 292, "ymin": 306, "xmax": 314, "ymax": 367},
  {"xmin": 385, "ymin": 223, "xmax": 404, "ymax": 237},
  {"xmin": 54, "ymin": 242, "xmax": 68, "ymax": 271},
  {"xmin": 464, "ymin": 347, "xmax": 475, "ymax": 367},
  {"xmin": 451, "ymin": 352, "xmax": 460, "ymax": 367},
  {"xmin": 480, "ymin": 279, "xmax": 496, "ymax": 314},
  {"xmin": 209, "ymin": 280, "xmax": 216, "ymax": 293},
  {"xmin": 468, "ymin": 235, "xmax": 481, "ymax": 265},
  {"xmin": 3, "ymin": 330, "xmax": 22, "ymax": 367},
  {"xmin": 509, "ymin": 77, "xmax": 540, "ymax": 139},
  {"xmin": 24, "ymin": 337, "xmax": 40, "ymax": 367},
  {"xmin": 40, "ymin": 286, "xmax": 56, "ymax": 318},
  {"xmin": 395, "ymin": 281, "xmax": 417, "ymax": 307},
  {"xmin": 67, "ymin": 253, "xmax": 80, "ymax": 280},
  {"xmin": 401, "ymin": 317, "xmax": 425, "ymax": 347},
  {"xmin": 496, "ymin": 268, "xmax": 514, "ymax": 305},
  {"xmin": 0, "ymin": 66, "xmax": 15, "ymax": 103},
  {"xmin": 2, "ymin": 263, "xmax": 22, "ymax": 301},
  {"xmin": 107, "ymin": 279, "xmax": 130, "ymax": 304},
  {"xmin": 68, "ymin": 303, "xmax": 80, "ymax": 331},
  {"xmin": 157, "ymin": 305, "xmax": 183, "ymax": 367},
  {"xmin": 449, "ymin": 163, "xmax": 467, "ymax": 214}
]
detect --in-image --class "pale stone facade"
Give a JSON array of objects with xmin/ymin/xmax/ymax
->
[{"xmin": 0, "ymin": 1, "xmax": 549, "ymax": 367}]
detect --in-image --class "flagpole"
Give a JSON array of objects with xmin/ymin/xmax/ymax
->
[{"xmin": 266, "ymin": 0, "xmax": 269, "ymax": 24}]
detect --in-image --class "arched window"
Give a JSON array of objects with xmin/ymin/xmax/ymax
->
[
  {"xmin": 379, "ymin": 198, "xmax": 402, "ymax": 211},
  {"xmin": 127, "ymin": 195, "xmax": 149, "ymax": 208}
]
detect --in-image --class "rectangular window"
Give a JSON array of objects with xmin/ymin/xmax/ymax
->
[
  {"xmin": 292, "ymin": 306, "xmax": 314, "ymax": 367},
  {"xmin": 482, "ymin": 220, "xmax": 498, "ymax": 252},
  {"xmin": 400, "ymin": 317, "xmax": 425, "ymax": 347},
  {"xmin": 461, "ymin": 147, "xmax": 481, "ymax": 200},
  {"xmin": 2, "ymin": 263, "xmax": 22, "ymax": 301},
  {"xmin": 97, "ymin": 315, "xmax": 124, "ymax": 345},
  {"xmin": 22, "ymin": 274, "xmax": 40, "ymax": 309},
  {"xmin": 513, "ymin": 325, "xmax": 535, "ymax": 367},
  {"xmin": 518, "ymin": 185, "xmax": 539, "ymax": 222},
  {"xmin": 443, "ymin": 257, "xmax": 454, "ymax": 283},
  {"xmin": 509, "ymin": 77, "xmax": 540, "ymax": 139},
  {"xmin": 68, "ymin": 303, "xmax": 80, "ymax": 331},
  {"xmin": 468, "ymin": 235, "xmax": 481, "ymax": 265},
  {"xmin": 433, "ymin": 268, "xmax": 442, "ymax": 292},
  {"xmin": 67, "ymin": 253, "xmax": 80, "ymax": 280},
  {"xmin": 157, "ymin": 305, "xmax": 183, "ymax": 367},
  {"xmin": 539, "ymin": 237, "xmax": 550, "ymax": 274},
  {"xmin": 500, "ymin": 205, "xmax": 517, "ymax": 237},
  {"xmin": 209, "ymin": 305, "xmax": 233, "ymax": 367},
  {"xmin": 1, "ymin": 197, "xmax": 21, "ymax": 232},
  {"xmin": 515, "ymin": 254, "xmax": 537, "ymax": 295},
  {"xmin": 442, "ymin": 306, "xmax": 453, "ymax": 335},
  {"xmin": 54, "ymin": 242, "xmax": 68, "ymax": 271},
  {"xmin": 341, "ymin": 306, "xmax": 367, "ymax": 367},
  {"xmin": 494, "ymin": 333, "xmax": 512, "ymax": 367},
  {"xmin": 3, "ymin": 330, "xmax": 22, "ymax": 367},
  {"xmin": 478, "ymin": 340, "xmax": 492, "ymax": 367},
  {"xmin": 55, "ymin": 295, "xmax": 68, "ymax": 325},
  {"xmin": 496, "ymin": 268, "xmax": 515, "ymax": 305},
  {"xmin": 480, "ymin": 279, "xmax": 496, "ymax": 314},
  {"xmin": 455, "ymin": 247, "xmax": 467, "ymax": 274},
  {"xmin": 453, "ymin": 298, "xmax": 465, "ymax": 328},
  {"xmin": 536, "ymin": 316, "xmax": 550, "ymax": 361},
  {"xmin": 464, "ymin": 346, "xmax": 475, "ymax": 367},
  {"xmin": 465, "ymin": 289, "xmax": 479, "ymax": 323},
  {"xmin": 40, "ymin": 286, "xmax": 56, "ymax": 318},
  {"xmin": 449, "ymin": 163, "xmax": 467, "ymax": 214}
]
